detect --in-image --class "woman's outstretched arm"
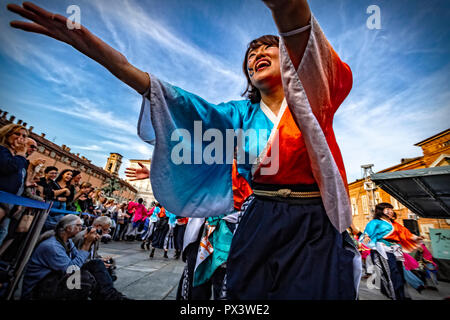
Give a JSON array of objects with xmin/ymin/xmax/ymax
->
[
  {"xmin": 7, "ymin": 2, "xmax": 150, "ymax": 94},
  {"xmin": 262, "ymin": 0, "xmax": 311, "ymax": 70}
]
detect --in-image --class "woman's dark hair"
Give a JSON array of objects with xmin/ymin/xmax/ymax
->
[
  {"xmin": 72, "ymin": 170, "xmax": 81, "ymax": 178},
  {"xmin": 241, "ymin": 35, "xmax": 280, "ymax": 103},
  {"xmin": 373, "ymin": 202, "xmax": 394, "ymax": 220},
  {"xmin": 56, "ymin": 169, "xmax": 73, "ymax": 184},
  {"xmin": 44, "ymin": 166, "xmax": 58, "ymax": 174}
]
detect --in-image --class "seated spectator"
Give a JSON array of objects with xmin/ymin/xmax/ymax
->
[
  {"xmin": 0, "ymin": 124, "xmax": 28, "ymax": 246},
  {"xmin": 21, "ymin": 214, "xmax": 128, "ymax": 300}
]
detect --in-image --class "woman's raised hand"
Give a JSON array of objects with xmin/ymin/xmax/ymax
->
[{"xmin": 7, "ymin": 2, "xmax": 150, "ymax": 93}]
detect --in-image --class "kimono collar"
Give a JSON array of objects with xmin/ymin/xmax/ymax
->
[{"xmin": 259, "ymin": 98, "xmax": 288, "ymax": 125}]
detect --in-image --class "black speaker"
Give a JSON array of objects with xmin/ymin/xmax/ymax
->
[{"xmin": 403, "ymin": 219, "xmax": 421, "ymax": 236}]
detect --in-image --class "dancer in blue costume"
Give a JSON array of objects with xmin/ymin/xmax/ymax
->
[{"xmin": 9, "ymin": 0, "xmax": 359, "ymax": 299}]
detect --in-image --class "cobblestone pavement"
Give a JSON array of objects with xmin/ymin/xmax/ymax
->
[{"xmin": 99, "ymin": 240, "xmax": 450, "ymax": 300}]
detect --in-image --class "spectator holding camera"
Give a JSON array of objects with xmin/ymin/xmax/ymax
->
[
  {"xmin": 21, "ymin": 214, "xmax": 128, "ymax": 300},
  {"xmin": 73, "ymin": 216, "xmax": 112, "ymax": 262},
  {"xmin": 72, "ymin": 216, "xmax": 117, "ymax": 280}
]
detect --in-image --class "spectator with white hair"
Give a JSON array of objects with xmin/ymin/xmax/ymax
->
[
  {"xmin": 73, "ymin": 216, "xmax": 112, "ymax": 262},
  {"xmin": 21, "ymin": 214, "xmax": 128, "ymax": 300}
]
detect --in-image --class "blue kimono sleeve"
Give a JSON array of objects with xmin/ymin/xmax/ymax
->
[
  {"xmin": 361, "ymin": 219, "xmax": 393, "ymax": 249},
  {"xmin": 137, "ymin": 75, "xmax": 246, "ymax": 218}
]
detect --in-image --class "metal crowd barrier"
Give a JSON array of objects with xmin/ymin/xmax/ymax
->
[{"xmin": 0, "ymin": 191, "xmax": 95, "ymax": 300}]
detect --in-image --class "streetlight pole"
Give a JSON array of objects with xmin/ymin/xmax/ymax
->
[{"xmin": 362, "ymin": 164, "xmax": 377, "ymax": 217}]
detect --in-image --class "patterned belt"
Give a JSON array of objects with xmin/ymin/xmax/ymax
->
[{"xmin": 252, "ymin": 188, "xmax": 321, "ymax": 198}]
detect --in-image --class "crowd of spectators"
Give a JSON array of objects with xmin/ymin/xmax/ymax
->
[
  {"xmin": 0, "ymin": 123, "xmax": 137, "ymax": 300},
  {"xmin": 0, "ymin": 123, "xmax": 187, "ymax": 300}
]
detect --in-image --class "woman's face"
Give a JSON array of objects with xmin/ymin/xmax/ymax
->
[
  {"xmin": 383, "ymin": 207, "xmax": 395, "ymax": 219},
  {"xmin": 72, "ymin": 174, "xmax": 82, "ymax": 184},
  {"xmin": 7, "ymin": 129, "xmax": 28, "ymax": 150},
  {"xmin": 63, "ymin": 171, "xmax": 73, "ymax": 182},
  {"xmin": 247, "ymin": 43, "xmax": 281, "ymax": 91},
  {"xmin": 46, "ymin": 170, "xmax": 58, "ymax": 181}
]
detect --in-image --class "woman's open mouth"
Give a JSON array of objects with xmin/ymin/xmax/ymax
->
[{"xmin": 255, "ymin": 58, "xmax": 271, "ymax": 72}]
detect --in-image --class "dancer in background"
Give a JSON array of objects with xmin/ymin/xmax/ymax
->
[
  {"xmin": 361, "ymin": 203, "xmax": 423, "ymax": 300},
  {"xmin": 149, "ymin": 205, "xmax": 169, "ymax": 259},
  {"xmin": 173, "ymin": 216, "xmax": 189, "ymax": 259}
]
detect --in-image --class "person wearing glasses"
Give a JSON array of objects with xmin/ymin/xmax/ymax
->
[
  {"xmin": 0, "ymin": 123, "xmax": 28, "ymax": 196},
  {"xmin": 21, "ymin": 214, "xmax": 128, "ymax": 300},
  {"xmin": 73, "ymin": 216, "xmax": 113, "ymax": 265},
  {"xmin": 0, "ymin": 123, "xmax": 29, "ymax": 246}
]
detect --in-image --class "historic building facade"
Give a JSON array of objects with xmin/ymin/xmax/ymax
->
[
  {"xmin": 349, "ymin": 128, "xmax": 450, "ymax": 239},
  {"xmin": 0, "ymin": 110, "xmax": 137, "ymax": 203}
]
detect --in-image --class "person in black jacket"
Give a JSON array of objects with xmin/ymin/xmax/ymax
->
[
  {"xmin": 41, "ymin": 169, "xmax": 73, "ymax": 232},
  {"xmin": 0, "ymin": 123, "xmax": 28, "ymax": 195}
]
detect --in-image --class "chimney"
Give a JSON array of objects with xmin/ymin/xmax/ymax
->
[
  {"xmin": 17, "ymin": 119, "xmax": 22, "ymax": 125},
  {"xmin": 23, "ymin": 122, "xmax": 27, "ymax": 127},
  {"xmin": 29, "ymin": 126, "xmax": 34, "ymax": 132},
  {"xmin": 62, "ymin": 144, "xmax": 66, "ymax": 151},
  {"xmin": 41, "ymin": 133, "xmax": 46, "ymax": 138},
  {"xmin": 66, "ymin": 147, "xmax": 71, "ymax": 152},
  {"xmin": 1, "ymin": 111, "xmax": 7, "ymax": 119},
  {"xmin": 76, "ymin": 153, "xmax": 80, "ymax": 157},
  {"xmin": 9, "ymin": 116, "xmax": 15, "ymax": 122}
]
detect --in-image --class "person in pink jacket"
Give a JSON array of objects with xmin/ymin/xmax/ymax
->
[{"xmin": 125, "ymin": 198, "xmax": 148, "ymax": 241}]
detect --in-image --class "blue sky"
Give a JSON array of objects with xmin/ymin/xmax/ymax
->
[{"xmin": 0, "ymin": 0, "xmax": 449, "ymax": 182}]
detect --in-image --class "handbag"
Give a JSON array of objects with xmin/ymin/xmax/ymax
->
[{"xmin": 16, "ymin": 211, "xmax": 35, "ymax": 233}]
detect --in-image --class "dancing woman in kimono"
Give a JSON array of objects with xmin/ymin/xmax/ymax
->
[
  {"xmin": 8, "ymin": 0, "xmax": 359, "ymax": 299},
  {"xmin": 361, "ymin": 203, "xmax": 423, "ymax": 300}
]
